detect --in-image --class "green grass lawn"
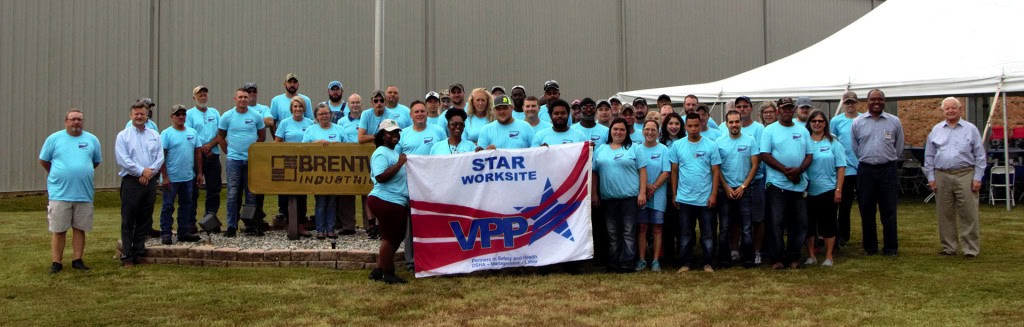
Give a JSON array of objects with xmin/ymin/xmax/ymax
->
[{"xmin": 0, "ymin": 191, "xmax": 1022, "ymax": 326}]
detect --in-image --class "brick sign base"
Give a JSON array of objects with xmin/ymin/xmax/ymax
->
[{"xmin": 115, "ymin": 241, "xmax": 404, "ymax": 270}]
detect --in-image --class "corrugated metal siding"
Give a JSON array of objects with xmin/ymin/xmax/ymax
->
[{"xmin": 765, "ymin": 0, "xmax": 872, "ymax": 62}]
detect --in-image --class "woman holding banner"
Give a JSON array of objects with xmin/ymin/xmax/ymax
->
[
  {"xmin": 430, "ymin": 108, "xmax": 476, "ymax": 155},
  {"xmin": 463, "ymin": 88, "xmax": 494, "ymax": 143},
  {"xmin": 367, "ymin": 119, "xmax": 409, "ymax": 284},
  {"xmin": 274, "ymin": 96, "xmax": 314, "ymax": 238},
  {"xmin": 303, "ymin": 104, "xmax": 347, "ymax": 239},
  {"xmin": 636, "ymin": 119, "xmax": 671, "ymax": 272},
  {"xmin": 592, "ymin": 118, "xmax": 647, "ymax": 273}
]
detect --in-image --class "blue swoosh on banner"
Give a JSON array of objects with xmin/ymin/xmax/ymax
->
[{"xmin": 513, "ymin": 179, "xmax": 577, "ymax": 244}]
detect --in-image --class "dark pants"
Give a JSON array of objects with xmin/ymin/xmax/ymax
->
[
  {"xmin": 159, "ymin": 180, "xmax": 195, "ymax": 237},
  {"xmin": 591, "ymin": 205, "xmax": 608, "ymax": 264},
  {"xmin": 767, "ymin": 185, "xmax": 807, "ymax": 265},
  {"xmin": 837, "ymin": 175, "xmax": 857, "ymax": 243},
  {"xmin": 678, "ymin": 203, "xmax": 713, "ymax": 267},
  {"xmin": 857, "ymin": 162, "xmax": 899, "ymax": 254},
  {"xmin": 662, "ymin": 193, "xmax": 679, "ymax": 264},
  {"xmin": 192, "ymin": 154, "xmax": 221, "ymax": 218},
  {"xmin": 337, "ymin": 195, "xmax": 368, "ymax": 231},
  {"xmin": 718, "ymin": 186, "xmax": 752, "ymax": 259},
  {"xmin": 282, "ymin": 194, "xmax": 307, "ymax": 226},
  {"xmin": 807, "ymin": 191, "xmax": 838, "ymax": 238},
  {"xmin": 603, "ymin": 198, "xmax": 638, "ymax": 270},
  {"xmin": 226, "ymin": 159, "xmax": 257, "ymax": 231},
  {"xmin": 120, "ymin": 176, "xmax": 157, "ymax": 263}
]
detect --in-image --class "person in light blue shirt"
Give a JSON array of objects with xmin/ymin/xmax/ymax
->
[
  {"xmin": 217, "ymin": 89, "xmax": 267, "ymax": 237},
  {"xmin": 184, "ymin": 85, "xmax": 223, "ymax": 220},
  {"xmin": 680, "ymin": 94, "xmax": 718, "ymax": 130},
  {"xmin": 338, "ymin": 94, "xmax": 365, "ymax": 144},
  {"xmin": 804, "ymin": 110, "xmax": 847, "ymax": 267},
  {"xmin": 159, "ymin": 105, "xmax": 203, "ymax": 243},
  {"xmin": 325, "ymin": 81, "xmax": 349, "ymax": 121},
  {"xmin": 117, "ymin": 102, "xmax": 165, "ymax": 265},
  {"xmin": 336, "ymin": 93, "xmax": 371, "ymax": 235},
  {"xmin": 304, "ymin": 105, "xmax": 348, "ymax": 239},
  {"xmin": 521, "ymin": 96, "xmax": 553, "ymax": 133},
  {"xmin": 532, "ymin": 99, "xmax": 586, "ymax": 147},
  {"xmin": 721, "ymin": 96, "xmax": 767, "ymax": 266},
  {"xmin": 269, "ymin": 73, "xmax": 313, "ymax": 121},
  {"xmin": 424, "ymin": 91, "xmax": 446, "ymax": 132},
  {"xmin": 593, "ymin": 118, "xmax": 648, "ymax": 273},
  {"xmin": 696, "ymin": 105, "xmax": 722, "ymax": 142},
  {"xmin": 359, "ymin": 90, "xmax": 411, "ymax": 144},
  {"xmin": 366, "ymin": 119, "xmax": 410, "ymax": 284},
  {"xmin": 39, "ymin": 109, "xmax": 102, "ymax": 273},
  {"xmin": 429, "ymin": 108, "xmax": 477, "ymax": 155},
  {"xmin": 669, "ymin": 113, "xmax": 721, "ymax": 272},
  {"xmin": 270, "ymin": 97, "xmax": 314, "ymax": 238},
  {"xmin": 463, "ymin": 88, "xmax": 494, "ymax": 143},
  {"xmin": 635, "ymin": 119, "xmax": 671, "ymax": 272},
  {"xmin": 476, "ymin": 95, "xmax": 535, "ymax": 150},
  {"xmin": 620, "ymin": 105, "xmax": 644, "ymax": 144},
  {"xmin": 397, "ymin": 101, "xmax": 446, "ymax": 155},
  {"xmin": 830, "ymin": 91, "xmax": 861, "ymax": 247},
  {"xmin": 384, "ymin": 85, "xmax": 412, "ymax": 123},
  {"xmin": 759, "ymin": 97, "xmax": 813, "ymax": 269},
  {"xmin": 243, "ymin": 82, "xmax": 275, "ymax": 140},
  {"xmin": 715, "ymin": 110, "xmax": 761, "ymax": 267},
  {"xmin": 571, "ymin": 97, "xmax": 610, "ymax": 147}
]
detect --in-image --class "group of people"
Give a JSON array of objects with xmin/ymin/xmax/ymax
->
[{"xmin": 39, "ymin": 75, "xmax": 986, "ymax": 283}]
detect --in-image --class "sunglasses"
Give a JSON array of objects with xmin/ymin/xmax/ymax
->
[
  {"xmin": 810, "ymin": 120, "xmax": 826, "ymax": 123},
  {"xmin": 372, "ymin": 98, "xmax": 383, "ymax": 103}
]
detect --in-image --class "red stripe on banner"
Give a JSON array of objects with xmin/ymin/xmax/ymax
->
[{"xmin": 414, "ymin": 230, "xmax": 535, "ymax": 272}]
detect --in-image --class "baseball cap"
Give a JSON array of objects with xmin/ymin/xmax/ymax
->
[
  {"xmin": 170, "ymin": 104, "xmax": 188, "ymax": 115},
  {"xmin": 425, "ymin": 91, "xmax": 440, "ymax": 101},
  {"xmin": 493, "ymin": 95, "xmax": 513, "ymax": 107},
  {"xmin": 449, "ymin": 83, "xmax": 464, "ymax": 92},
  {"xmin": 543, "ymin": 80, "xmax": 560, "ymax": 91},
  {"xmin": 490, "ymin": 86, "xmax": 505, "ymax": 94},
  {"xmin": 609, "ymin": 96, "xmax": 622, "ymax": 104},
  {"xmin": 657, "ymin": 94, "xmax": 671, "ymax": 103},
  {"xmin": 842, "ymin": 91, "xmax": 858, "ymax": 103},
  {"xmin": 580, "ymin": 97, "xmax": 596, "ymax": 107},
  {"xmin": 284, "ymin": 73, "xmax": 298, "ymax": 82},
  {"xmin": 734, "ymin": 96, "xmax": 752, "ymax": 105},
  {"xmin": 136, "ymin": 97, "xmax": 155, "ymax": 108},
  {"xmin": 794, "ymin": 96, "xmax": 811, "ymax": 108},
  {"xmin": 328, "ymin": 81, "xmax": 342, "ymax": 89},
  {"xmin": 378, "ymin": 119, "xmax": 401, "ymax": 132},
  {"xmin": 371, "ymin": 89, "xmax": 385, "ymax": 98},
  {"xmin": 192, "ymin": 85, "xmax": 208, "ymax": 96},
  {"xmin": 597, "ymin": 99, "xmax": 610, "ymax": 108},
  {"xmin": 633, "ymin": 97, "xmax": 648, "ymax": 106},
  {"xmin": 439, "ymin": 89, "xmax": 451, "ymax": 99},
  {"xmin": 243, "ymin": 82, "xmax": 258, "ymax": 91},
  {"xmin": 511, "ymin": 85, "xmax": 526, "ymax": 93},
  {"xmin": 776, "ymin": 97, "xmax": 795, "ymax": 108},
  {"xmin": 619, "ymin": 104, "xmax": 634, "ymax": 114}
]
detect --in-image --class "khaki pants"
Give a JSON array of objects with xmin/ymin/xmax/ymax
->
[{"xmin": 935, "ymin": 169, "xmax": 981, "ymax": 255}]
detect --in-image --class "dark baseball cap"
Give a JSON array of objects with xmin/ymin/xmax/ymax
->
[
  {"xmin": 580, "ymin": 97, "xmax": 596, "ymax": 107},
  {"xmin": 657, "ymin": 94, "xmax": 671, "ymax": 102},
  {"xmin": 776, "ymin": 97, "xmax": 795, "ymax": 108},
  {"xmin": 243, "ymin": 82, "xmax": 258, "ymax": 91},
  {"xmin": 597, "ymin": 100, "xmax": 610, "ymax": 108},
  {"xmin": 632, "ymin": 97, "xmax": 648, "ymax": 106},
  {"xmin": 449, "ymin": 83, "xmax": 464, "ymax": 92},
  {"xmin": 493, "ymin": 95, "xmax": 513, "ymax": 107},
  {"xmin": 842, "ymin": 91, "xmax": 858, "ymax": 103},
  {"xmin": 796, "ymin": 96, "xmax": 812, "ymax": 108},
  {"xmin": 543, "ymin": 80, "xmax": 560, "ymax": 91},
  {"xmin": 136, "ymin": 97, "xmax": 155, "ymax": 108},
  {"xmin": 490, "ymin": 86, "xmax": 505, "ymax": 94},
  {"xmin": 734, "ymin": 96, "xmax": 752, "ymax": 105},
  {"xmin": 170, "ymin": 104, "xmax": 188, "ymax": 115}
]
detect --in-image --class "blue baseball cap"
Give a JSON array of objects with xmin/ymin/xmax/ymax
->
[{"xmin": 328, "ymin": 81, "xmax": 342, "ymax": 89}]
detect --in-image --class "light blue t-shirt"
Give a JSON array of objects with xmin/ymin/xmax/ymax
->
[
  {"xmin": 274, "ymin": 117, "xmax": 314, "ymax": 143},
  {"xmin": 477, "ymin": 120, "xmax": 536, "ymax": 149},
  {"xmin": 640, "ymin": 143, "xmax": 671, "ymax": 212},
  {"xmin": 669, "ymin": 137, "xmax": 722, "ymax": 206},
  {"xmin": 218, "ymin": 107, "xmax": 266, "ymax": 161},
  {"xmin": 530, "ymin": 120, "xmax": 553, "ymax": 133},
  {"xmin": 329, "ymin": 101, "xmax": 348, "ymax": 117},
  {"xmin": 270, "ymin": 93, "xmax": 313, "ymax": 121},
  {"xmin": 830, "ymin": 114, "xmax": 861, "ymax": 175},
  {"xmin": 707, "ymin": 117, "xmax": 718, "ymax": 130},
  {"xmin": 429, "ymin": 138, "xmax": 478, "ymax": 155},
  {"xmin": 185, "ymin": 107, "xmax": 220, "ymax": 155},
  {"xmin": 593, "ymin": 144, "xmax": 647, "ymax": 200},
  {"xmin": 537, "ymin": 105, "xmax": 555, "ymax": 123},
  {"xmin": 533, "ymin": 127, "xmax": 587, "ymax": 147},
  {"xmin": 630, "ymin": 124, "xmax": 645, "ymax": 144},
  {"xmin": 301, "ymin": 123, "xmax": 347, "ymax": 143},
  {"xmin": 160, "ymin": 127, "xmax": 201, "ymax": 183},
  {"xmin": 248, "ymin": 104, "xmax": 273, "ymax": 119},
  {"xmin": 512, "ymin": 111, "xmax": 526, "ymax": 121},
  {"xmin": 700, "ymin": 128, "xmax": 722, "ymax": 142},
  {"xmin": 760, "ymin": 122, "xmax": 813, "ymax": 192},
  {"xmin": 464, "ymin": 115, "xmax": 491, "ymax": 143},
  {"xmin": 369, "ymin": 146, "xmax": 408, "ymax": 206},
  {"xmin": 721, "ymin": 121, "xmax": 767, "ymax": 180},
  {"xmin": 338, "ymin": 114, "xmax": 362, "ymax": 143},
  {"xmin": 39, "ymin": 131, "xmax": 102, "ymax": 202},
  {"xmin": 388, "ymin": 104, "xmax": 411, "ymax": 123},
  {"xmin": 571, "ymin": 123, "xmax": 610, "ymax": 147},
  {"xmin": 397, "ymin": 124, "xmax": 446, "ymax": 155},
  {"xmin": 125, "ymin": 120, "xmax": 158, "ymax": 132},
  {"xmin": 359, "ymin": 108, "xmax": 409, "ymax": 136},
  {"xmin": 715, "ymin": 134, "xmax": 759, "ymax": 188},
  {"xmin": 807, "ymin": 137, "xmax": 848, "ymax": 196}
]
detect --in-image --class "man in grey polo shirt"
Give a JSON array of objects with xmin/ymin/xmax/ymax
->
[
  {"xmin": 924, "ymin": 97, "xmax": 985, "ymax": 257},
  {"xmin": 851, "ymin": 89, "xmax": 904, "ymax": 256}
]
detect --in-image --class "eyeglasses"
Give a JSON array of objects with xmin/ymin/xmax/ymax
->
[{"xmin": 810, "ymin": 120, "xmax": 826, "ymax": 123}]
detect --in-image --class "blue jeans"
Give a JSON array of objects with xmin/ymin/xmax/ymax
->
[
  {"xmin": 602, "ymin": 198, "xmax": 638, "ymax": 270},
  {"xmin": 192, "ymin": 154, "xmax": 221, "ymax": 218},
  {"xmin": 717, "ymin": 184, "xmax": 752, "ymax": 258},
  {"xmin": 226, "ymin": 159, "xmax": 256, "ymax": 231},
  {"xmin": 159, "ymin": 180, "xmax": 195, "ymax": 237},
  {"xmin": 766, "ymin": 185, "xmax": 808, "ymax": 265},
  {"xmin": 678, "ymin": 203, "xmax": 714, "ymax": 267},
  {"xmin": 314, "ymin": 195, "xmax": 337, "ymax": 234}
]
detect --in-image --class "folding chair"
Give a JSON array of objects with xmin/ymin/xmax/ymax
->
[
  {"xmin": 990, "ymin": 126, "xmax": 1005, "ymax": 149},
  {"xmin": 899, "ymin": 159, "xmax": 923, "ymax": 195},
  {"xmin": 988, "ymin": 166, "xmax": 1015, "ymax": 206}
]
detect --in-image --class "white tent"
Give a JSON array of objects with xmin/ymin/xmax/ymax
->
[{"xmin": 617, "ymin": 0, "xmax": 1024, "ymax": 103}]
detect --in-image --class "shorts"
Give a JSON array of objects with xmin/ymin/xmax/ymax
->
[
  {"xmin": 637, "ymin": 208, "xmax": 665, "ymax": 224},
  {"xmin": 47, "ymin": 200, "xmax": 94, "ymax": 233}
]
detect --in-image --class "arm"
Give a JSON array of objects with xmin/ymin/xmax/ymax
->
[
  {"xmin": 708, "ymin": 165, "xmax": 721, "ymax": 208},
  {"xmin": 274, "ymin": 136, "xmax": 284, "ymax": 142},
  {"xmin": 670, "ymin": 163, "xmax": 679, "ymax": 208},
  {"xmin": 637, "ymin": 167, "xmax": 648, "ymax": 207},
  {"xmin": 971, "ymin": 125, "xmax": 986, "ymax": 192},
  {"xmin": 40, "ymin": 160, "xmax": 51, "ymax": 173},
  {"xmin": 374, "ymin": 153, "xmax": 407, "ymax": 183},
  {"xmin": 216, "ymin": 129, "xmax": 228, "ymax": 154},
  {"xmin": 160, "ymin": 150, "xmax": 171, "ymax": 188},
  {"xmin": 357, "ymin": 128, "xmax": 374, "ymax": 144},
  {"xmin": 257, "ymin": 128, "xmax": 266, "ymax": 143},
  {"xmin": 114, "ymin": 134, "xmax": 144, "ymax": 177},
  {"xmin": 924, "ymin": 131, "xmax": 937, "ymax": 182},
  {"xmin": 835, "ymin": 167, "xmax": 846, "ymax": 203},
  {"xmin": 648, "ymin": 171, "xmax": 670, "ymax": 197},
  {"xmin": 591, "ymin": 171, "xmax": 600, "ymax": 207},
  {"xmin": 895, "ymin": 120, "xmax": 905, "ymax": 158},
  {"xmin": 733, "ymin": 155, "xmax": 760, "ymax": 198},
  {"xmin": 759, "ymin": 152, "xmax": 788, "ymax": 173},
  {"xmin": 194, "ymin": 147, "xmax": 204, "ymax": 186}
]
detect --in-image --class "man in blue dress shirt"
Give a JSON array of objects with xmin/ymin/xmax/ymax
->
[{"xmin": 116, "ymin": 101, "xmax": 165, "ymax": 267}]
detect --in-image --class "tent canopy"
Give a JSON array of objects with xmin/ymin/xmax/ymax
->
[{"xmin": 618, "ymin": 0, "xmax": 1024, "ymax": 103}]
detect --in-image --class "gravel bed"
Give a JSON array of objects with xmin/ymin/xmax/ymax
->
[{"xmin": 144, "ymin": 229, "xmax": 383, "ymax": 251}]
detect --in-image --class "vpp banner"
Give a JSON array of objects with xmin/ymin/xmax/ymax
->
[{"xmin": 406, "ymin": 142, "xmax": 594, "ymax": 278}]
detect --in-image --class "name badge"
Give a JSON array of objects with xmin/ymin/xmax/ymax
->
[{"xmin": 885, "ymin": 130, "xmax": 892, "ymax": 140}]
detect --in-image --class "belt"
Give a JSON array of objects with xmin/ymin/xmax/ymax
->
[
  {"xmin": 937, "ymin": 166, "xmax": 973, "ymax": 175},
  {"xmin": 861, "ymin": 161, "xmax": 895, "ymax": 167}
]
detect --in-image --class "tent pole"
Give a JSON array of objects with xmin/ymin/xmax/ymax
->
[
  {"xmin": 981, "ymin": 78, "xmax": 1004, "ymax": 142},
  {"xmin": 1002, "ymin": 90, "xmax": 1011, "ymax": 211},
  {"xmin": 708, "ymin": 92, "xmax": 722, "ymax": 121}
]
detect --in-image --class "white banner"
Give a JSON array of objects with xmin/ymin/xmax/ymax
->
[{"xmin": 406, "ymin": 142, "xmax": 593, "ymax": 278}]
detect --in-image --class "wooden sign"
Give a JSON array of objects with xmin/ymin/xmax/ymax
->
[{"xmin": 247, "ymin": 143, "xmax": 376, "ymax": 195}]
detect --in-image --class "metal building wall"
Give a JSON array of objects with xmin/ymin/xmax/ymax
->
[{"xmin": 765, "ymin": 0, "xmax": 873, "ymax": 62}]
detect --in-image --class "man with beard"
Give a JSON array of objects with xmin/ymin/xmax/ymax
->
[
  {"xmin": 851, "ymin": 89, "xmax": 903, "ymax": 256},
  {"xmin": 620, "ymin": 105, "xmax": 643, "ymax": 144},
  {"xmin": 476, "ymin": 95, "xmax": 535, "ymax": 150},
  {"xmin": 449, "ymin": 83, "xmax": 468, "ymax": 111},
  {"xmin": 571, "ymin": 97, "xmax": 609, "ymax": 147},
  {"xmin": 715, "ymin": 110, "xmax": 760, "ymax": 268},
  {"xmin": 358, "ymin": 90, "xmax": 409, "ymax": 143},
  {"xmin": 522, "ymin": 96, "xmax": 551, "ymax": 132},
  {"xmin": 759, "ymin": 97, "xmax": 813, "ymax": 269},
  {"xmin": 539, "ymin": 80, "xmax": 561, "ymax": 123},
  {"xmin": 270, "ymin": 73, "xmax": 312, "ymax": 122},
  {"xmin": 684, "ymin": 94, "xmax": 718, "ymax": 130},
  {"xmin": 596, "ymin": 99, "xmax": 613, "ymax": 127},
  {"xmin": 185, "ymin": 86, "xmax": 223, "ymax": 231},
  {"xmin": 384, "ymin": 85, "xmax": 412, "ymax": 124},
  {"xmin": 510, "ymin": 85, "xmax": 527, "ymax": 120},
  {"xmin": 439, "ymin": 89, "xmax": 452, "ymax": 112},
  {"xmin": 326, "ymin": 81, "xmax": 348, "ymax": 123},
  {"xmin": 718, "ymin": 96, "xmax": 767, "ymax": 265},
  {"xmin": 533, "ymin": 99, "xmax": 586, "ymax": 146},
  {"xmin": 633, "ymin": 98, "xmax": 649, "ymax": 132},
  {"xmin": 609, "ymin": 96, "xmax": 623, "ymax": 120},
  {"xmin": 795, "ymin": 97, "xmax": 813, "ymax": 124},
  {"xmin": 244, "ymin": 83, "xmax": 275, "ymax": 135}
]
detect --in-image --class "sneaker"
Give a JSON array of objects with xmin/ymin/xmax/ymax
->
[
  {"xmin": 381, "ymin": 272, "xmax": 408, "ymax": 284},
  {"xmin": 804, "ymin": 257, "xmax": 818, "ymax": 265},
  {"xmin": 635, "ymin": 260, "xmax": 647, "ymax": 272},
  {"xmin": 651, "ymin": 260, "xmax": 661, "ymax": 272},
  {"xmin": 754, "ymin": 252, "xmax": 762, "ymax": 265},
  {"xmin": 49, "ymin": 262, "xmax": 62, "ymax": 274},
  {"xmin": 71, "ymin": 259, "xmax": 89, "ymax": 271},
  {"xmin": 223, "ymin": 229, "xmax": 237, "ymax": 238},
  {"xmin": 731, "ymin": 250, "xmax": 741, "ymax": 261},
  {"xmin": 160, "ymin": 235, "xmax": 173, "ymax": 245},
  {"xmin": 368, "ymin": 268, "xmax": 383, "ymax": 281},
  {"xmin": 703, "ymin": 264, "xmax": 714, "ymax": 272},
  {"xmin": 822, "ymin": 259, "xmax": 834, "ymax": 267},
  {"xmin": 939, "ymin": 250, "xmax": 956, "ymax": 256}
]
